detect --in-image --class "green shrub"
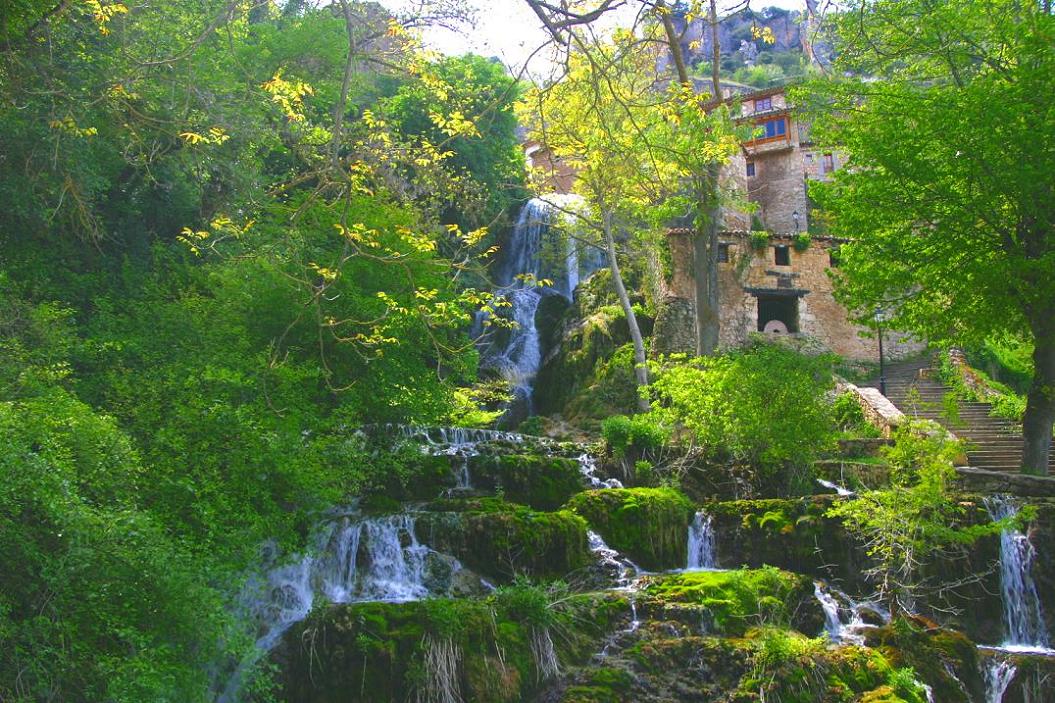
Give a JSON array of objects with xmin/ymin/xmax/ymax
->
[
  {"xmin": 601, "ymin": 413, "xmax": 670, "ymax": 459},
  {"xmin": 649, "ymin": 343, "xmax": 837, "ymax": 473},
  {"xmin": 792, "ymin": 232, "xmax": 811, "ymax": 252},
  {"xmin": 832, "ymin": 391, "xmax": 868, "ymax": 431}
]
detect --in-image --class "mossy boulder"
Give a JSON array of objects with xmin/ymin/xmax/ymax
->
[
  {"xmin": 466, "ymin": 453, "xmax": 584, "ymax": 511},
  {"xmin": 274, "ymin": 592, "xmax": 626, "ymax": 703},
  {"xmin": 565, "ymin": 487, "xmax": 694, "ymax": 570},
  {"xmin": 704, "ymin": 497, "xmax": 867, "ymax": 587},
  {"xmin": 863, "ymin": 618, "xmax": 984, "ymax": 703},
  {"xmin": 639, "ymin": 567, "xmax": 824, "ymax": 637},
  {"xmin": 418, "ymin": 498, "xmax": 592, "ymax": 581}
]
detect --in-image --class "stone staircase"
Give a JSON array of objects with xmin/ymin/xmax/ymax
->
[{"xmin": 862, "ymin": 358, "xmax": 1055, "ymax": 474}]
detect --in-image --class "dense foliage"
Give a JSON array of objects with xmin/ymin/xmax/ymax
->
[
  {"xmin": 647, "ymin": 343, "xmax": 837, "ymax": 474},
  {"xmin": 799, "ymin": 0, "xmax": 1055, "ymax": 473},
  {"xmin": 0, "ymin": 2, "xmax": 524, "ymax": 700}
]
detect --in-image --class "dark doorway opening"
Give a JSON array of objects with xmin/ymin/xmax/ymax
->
[{"xmin": 757, "ymin": 295, "xmax": 799, "ymax": 333}]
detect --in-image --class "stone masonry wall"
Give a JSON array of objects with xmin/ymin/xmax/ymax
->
[{"xmin": 661, "ymin": 230, "xmax": 924, "ymax": 362}]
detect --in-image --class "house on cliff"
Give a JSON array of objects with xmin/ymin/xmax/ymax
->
[{"xmin": 525, "ymin": 84, "xmax": 920, "ymax": 363}]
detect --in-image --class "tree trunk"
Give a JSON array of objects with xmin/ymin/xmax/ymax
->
[
  {"xmin": 1022, "ymin": 315, "xmax": 1055, "ymax": 475},
  {"xmin": 603, "ymin": 211, "xmax": 650, "ymax": 412},
  {"xmin": 657, "ymin": 0, "xmax": 723, "ymax": 357}
]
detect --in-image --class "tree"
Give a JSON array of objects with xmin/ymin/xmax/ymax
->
[
  {"xmin": 799, "ymin": 0, "xmax": 1055, "ymax": 474},
  {"xmin": 523, "ymin": 0, "xmax": 754, "ymax": 357},
  {"xmin": 522, "ymin": 34, "xmax": 664, "ymax": 410}
]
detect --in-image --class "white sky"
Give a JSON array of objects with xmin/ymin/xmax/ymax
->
[{"xmin": 381, "ymin": 0, "xmax": 809, "ymax": 79}]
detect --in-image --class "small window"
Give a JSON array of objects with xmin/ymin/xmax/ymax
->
[
  {"xmin": 774, "ymin": 245, "xmax": 791, "ymax": 266},
  {"xmin": 829, "ymin": 246, "xmax": 841, "ymax": 268},
  {"xmin": 755, "ymin": 97, "xmax": 772, "ymax": 112},
  {"xmin": 746, "ymin": 161, "xmax": 756, "ymax": 177},
  {"xmin": 822, "ymin": 153, "xmax": 835, "ymax": 173},
  {"xmin": 763, "ymin": 118, "xmax": 787, "ymax": 139},
  {"xmin": 718, "ymin": 243, "xmax": 730, "ymax": 263}
]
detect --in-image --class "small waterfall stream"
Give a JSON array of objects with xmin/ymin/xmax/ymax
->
[
  {"xmin": 984, "ymin": 495, "xmax": 1051, "ymax": 651},
  {"xmin": 686, "ymin": 511, "xmax": 718, "ymax": 570},
  {"xmin": 983, "ymin": 656, "xmax": 1018, "ymax": 703},
  {"xmin": 219, "ymin": 512, "xmax": 467, "ymax": 701},
  {"xmin": 477, "ymin": 195, "xmax": 600, "ymax": 416}
]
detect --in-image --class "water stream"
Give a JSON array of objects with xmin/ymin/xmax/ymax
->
[
  {"xmin": 984, "ymin": 495, "xmax": 1051, "ymax": 652},
  {"xmin": 219, "ymin": 512, "xmax": 467, "ymax": 701},
  {"xmin": 982, "ymin": 656, "xmax": 1017, "ymax": 703},
  {"xmin": 476, "ymin": 195, "xmax": 600, "ymax": 417},
  {"xmin": 686, "ymin": 511, "xmax": 718, "ymax": 570}
]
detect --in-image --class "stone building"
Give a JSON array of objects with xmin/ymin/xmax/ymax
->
[
  {"xmin": 651, "ymin": 84, "xmax": 922, "ymax": 362},
  {"xmin": 524, "ymin": 84, "xmax": 921, "ymax": 363},
  {"xmin": 660, "ymin": 228, "xmax": 920, "ymax": 361}
]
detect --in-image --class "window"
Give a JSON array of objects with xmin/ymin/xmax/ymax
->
[
  {"xmin": 763, "ymin": 118, "xmax": 787, "ymax": 139},
  {"xmin": 757, "ymin": 295, "xmax": 799, "ymax": 333},
  {"xmin": 755, "ymin": 96, "xmax": 772, "ymax": 112},
  {"xmin": 822, "ymin": 153, "xmax": 835, "ymax": 173},
  {"xmin": 746, "ymin": 161, "xmax": 756, "ymax": 177},
  {"xmin": 829, "ymin": 245, "xmax": 841, "ymax": 268},
  {"xmin": 718, "ymin": 243, "xmax": 730, "ymax": 263},
  {"xmin": 774, "ymin": 245, "xmax": 791, "ymax": 266}
]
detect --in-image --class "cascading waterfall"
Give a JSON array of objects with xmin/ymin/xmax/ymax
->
[
  {"xmin": 816, "ymin": 478, "xmax": 854, "ymax": 497},
  {"xmin": 687, "ymin": 511, "xmax": 718, "ymax": 570},
  {"xmin": 219, "ymin": 512, "xmax": 465, "ymax": 702},
  {"xmin": 588, "ymin": 530, "xmax": 640, "ymax": 587},
  {"xmin": 576, "ymin": 452, "xmax": 624, "ymax": 489},
  {"xmin": 984, "ymin": 495, "xmax": 1051, "ymax": 651},
  {"xmin": 477, "ymin": 195, "xmax": 600, "ymax": 415},
  {"xmin": 813, "ymin": 582, "xmax": 889, "ymax": 645},
  {"xmin": 983, "ymin": 657, "xmax": 1018, "ymax": 703}
]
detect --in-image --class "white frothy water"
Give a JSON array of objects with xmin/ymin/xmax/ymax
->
[
  {"xmin": 983, "ymin": 656, "xmax": 1017, "ymax": 703},
  {"xmin": 687, "ymin": 511, "xmax": 718, "ymax": 570},
  {"xmin": 816, "ymin": 478, "xmax": 854, "ymax": 497},
  {"xmin": 577, "ymin": 453, "xmax": 623, "ymax": 489},
  {"xmin": 219, "ymin": 513, "xmax": 463, "ymax": 702},
  {"xmin": 814, "ymin": 582, "xmax": 889, "ymax": 645},
  {"xmin": 476, "ymin": 195, "xmax": 600, "ymax": 414},
  {"xmin": 984, "ymin": 495, "xmax": 1051, "ymax": 651},
  {"xmin": 588, "ymin": 530, "xmax": 641, "ymax": 587}
]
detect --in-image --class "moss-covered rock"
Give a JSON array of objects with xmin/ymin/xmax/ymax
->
[
  {"xmin": 273, "ymin": 592, "xmax": 626, "ymax": 703},
  {"xmin": 418, "ymin": 498, "xmax": 592, "ymax": 581},
  {"xmin": 565, "ymin": 487, "xmax": 694, "ymax": 570},
  {"xmin": 639, "ymin": 567, "xmax": 824, "ymax": 637},
  {"xmin": 703, "ymin": 497, "xmax": 867, "ymax": 588},
  {"xmin": 466, "ymin": 453, "xmax": 585, "ymax": 511},
  {"xmin": 863, "ymin": 618, "xmax": 984, "ymax": 703}
]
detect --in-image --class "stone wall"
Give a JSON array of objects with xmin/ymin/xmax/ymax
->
[
  {"xmin": 746, "ymin": 144, "xmax": 808, "ymax": 233},
  {"xmin": 660, "ymin": 230, "xmax": 924, "ymax": 361}
]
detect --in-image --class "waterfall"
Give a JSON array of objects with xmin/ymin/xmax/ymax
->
[
  {"xmin": 588, "ymin": 530, "xmax": 640, "ymax": 587},
  {"xmin": 984, "ymin": 495, "xmax": 1050, "ymax": 651},
  {"xmin": 813, "ymin": 582, "xmax": 889, "ymax": 645},
  {"xmin": 815, "ymin": 582, "xmax": 844, "ymax": 640},
  {"xmin": 219, "ymin": 513, "xmax": 464, "ymax": 702},
  {"xmin": 816, "ymin": 478, "xmax": 854, "ymax": 497},
  {"xmin": 687, "ymin": 511, "xmax": 718, "ymax": 570},
  {"xmin": 983, "ymin": 657, "xmax": 1017, "ymax": 703},
  {"xmin": 478, "ymin": 195, "xmax": 598, "ymax": 414},
  {"xmin": 577, "ymin": 452, "xmax": 623, "ymax": 489}
]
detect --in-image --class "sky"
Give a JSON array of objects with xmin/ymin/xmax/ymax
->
[{"xmin": 380, "ymin": 0, "xmax": 809, "ymax": 78}]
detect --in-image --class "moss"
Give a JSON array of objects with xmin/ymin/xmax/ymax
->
[
  {"xmin": 277, "ymin": 592, "xmax": 625, "ymax": 703},
  {"xmin": 640, "ymin": 567, "xmax": 820, "ymax": 636},
  {"xmin": 863, "ymin": 618, "xmax": 983, "ymax": 702},
  {"xmin": 565, "ymin": 487, "xmax": 694, "ymax": 570},
  {"xmin": 467, "ymin": 453, "xmax": 584, "ymax": 511},
  {"xmin": 418, "ymin": 498, "xmax": 592, "ymax": 581}
]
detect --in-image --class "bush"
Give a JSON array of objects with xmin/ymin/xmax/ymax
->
[
  {"xmin": 601, "ymin": 414, "xmax": 670, "ymax": 459},
  {"xmin": 649, "ymin": 343, "xmax": 837, "ymax": 472},
  {"xmin": 832, "ymin": 391, "xmax": 867, "ymax": 432}
]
